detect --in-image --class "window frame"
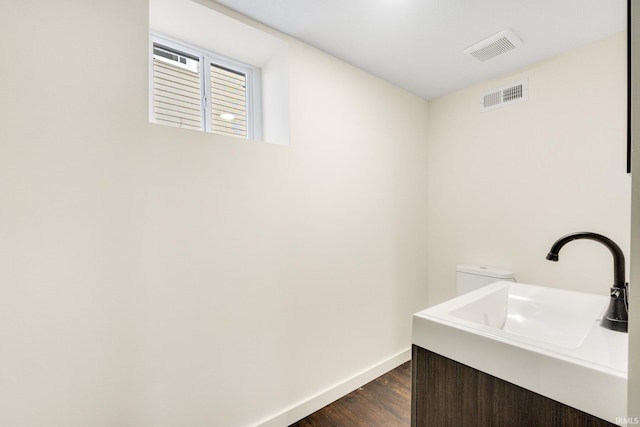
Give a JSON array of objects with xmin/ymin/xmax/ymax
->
[{"xmin": 149, "ymin": 33, "xmax": 262, "ymax": 140}]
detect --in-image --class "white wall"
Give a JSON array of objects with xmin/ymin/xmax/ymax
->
[
  {"xmin": 426, "ymin": 32, "xmax": 630, "ymax": 305},
  {"xmin": 0, "ymin": 1, "xmax": 428, "ymax": 427}
]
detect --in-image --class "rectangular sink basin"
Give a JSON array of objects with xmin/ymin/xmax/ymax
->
[
  {"xmin": 412, "ymin": 281, "xmax": 628, "ymax": 424},
  {"xmin": 446, "ymin": 282, "xmax": 606, "ymax": 348}
]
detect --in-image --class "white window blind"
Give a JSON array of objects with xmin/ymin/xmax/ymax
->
[
  {"xmin": 211, "ymin": 64, "xmax": 247, "ymax": 138},
  {"xmin": 152, "ymin": 46, "xmax": 202, "ymax": 131}
]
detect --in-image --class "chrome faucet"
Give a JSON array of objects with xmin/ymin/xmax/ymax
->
[{"xmin": 546, "ymin": 232, "xmax": 628, "ymax": 333}]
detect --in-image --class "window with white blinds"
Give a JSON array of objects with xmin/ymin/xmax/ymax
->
[
  {"xmin": 211, "ymin": 64, "xmax": 247, "ymax": 138},
  {"xmin": 152, "ymin": 46, "xmax": 202, "ymax": 130},
  {"xmin": 150, "ymin": 34, "xmax": 261, "ymax": 140}
]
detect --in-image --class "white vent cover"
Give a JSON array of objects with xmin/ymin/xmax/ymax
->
[
  {"xmin": 464, "ymin": 29, "xmax": 522, "ymax": 62},
  {"xmin": 480, "ymin": 79, "xmax": 529, "ymax": 112}
]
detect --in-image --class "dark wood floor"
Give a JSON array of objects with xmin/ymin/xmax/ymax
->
[{"xmin": 289, "ymin": 361, "xmax": 411, "ymax": 427}]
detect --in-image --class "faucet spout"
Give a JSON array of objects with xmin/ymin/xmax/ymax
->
[
  {"xmin": 546, "ymin": 232, "xmax": 626, "ymax": 289},
  {"xmin": 546, "ymin": 232, "xmax": 628, "ymax": 333}
]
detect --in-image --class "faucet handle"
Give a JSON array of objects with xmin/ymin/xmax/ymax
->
[{"xmin": 601, "ymin": 286, "xmax": 629, "ymax": 332}]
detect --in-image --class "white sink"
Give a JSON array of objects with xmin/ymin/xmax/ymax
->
[
  {"xmin": 447, "ymin": 282, "xmax": 607, "ymax": 348},
  {"xmin": 412, "ymin": 281, "xmax": 628, "ymax": 424}
]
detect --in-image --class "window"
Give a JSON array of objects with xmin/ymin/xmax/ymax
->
[
  {"xmin": 152, "ymin": 44, "xmax": 202, "ymax": 131},
  {"xmin": 150, "ymin": 34, "xmax": 262, "ymax": 140},
  {"xmin": 150, "ymin": 0, "xmax": 290, "ymax": 146}
]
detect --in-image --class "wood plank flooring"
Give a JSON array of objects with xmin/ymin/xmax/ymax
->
[{"xmin": 289, "ymin": 361, "xmax": 411, "ymax": 427}]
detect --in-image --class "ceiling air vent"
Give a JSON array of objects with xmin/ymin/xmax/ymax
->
[
  {"xmin": 464, "ymin": 29, "xmax": 522, "ymax": 62},
  {"xmin": 480, "ymin": 79, "xmax": 528, "ymax": 112}
]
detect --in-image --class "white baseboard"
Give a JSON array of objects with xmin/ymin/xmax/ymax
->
[{"xmin": 254, "ymin": 348, "xmax": 412, "ymax": 427}]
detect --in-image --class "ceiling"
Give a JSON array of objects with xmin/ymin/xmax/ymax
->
[{"xmin": 214, "ymin": 0, "xmax": 626, "ymax": 100}]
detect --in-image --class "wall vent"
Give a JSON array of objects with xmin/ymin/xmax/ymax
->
[
  {"xmin": 480, "ymin": 79, "xmax": 528, "ymax": 112},
  {"xmin": 464, "ymin": 29, "xmax": 522, "ymax": 62}
]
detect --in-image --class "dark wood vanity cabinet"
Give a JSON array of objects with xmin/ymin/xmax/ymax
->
[{"xmin": 411, "ymin": 345, "xmax": 616, "ymax": 427}]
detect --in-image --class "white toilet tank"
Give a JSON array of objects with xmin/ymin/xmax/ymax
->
[{"xmin": 456, "ymin": 265, "xmax": 515, "ymax": 295}]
